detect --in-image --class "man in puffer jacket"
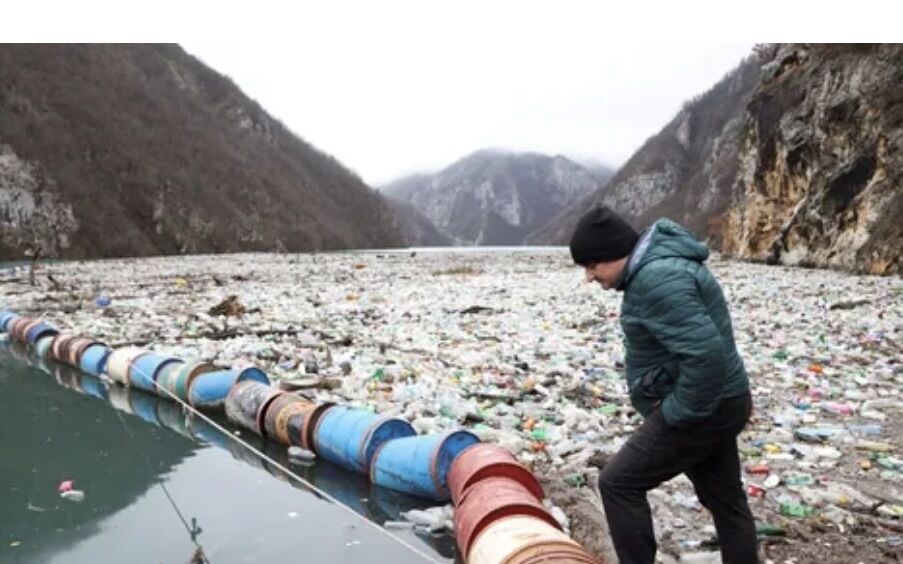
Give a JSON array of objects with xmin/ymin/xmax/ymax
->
[{"xmin": 569, "ymin": 205, "xmax": 758, "ymax": 564}]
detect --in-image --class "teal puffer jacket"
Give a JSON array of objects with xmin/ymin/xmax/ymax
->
[{"xmin": 618, "ymin": 219, "xmax": 749, "ymax": 428}]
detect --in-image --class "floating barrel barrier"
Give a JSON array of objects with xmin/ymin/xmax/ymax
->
[
  {"xmin": 105, "ymin": 347, "xmax": 148, "ymax": 385},
  {"xmin": 9, "ymin": 317, "xmax": 33, "ymax": 343},
  {"xmin": 80, "ymin": 344, "xmax": 112, "ymax": 376},
  {"xmin": 313, "ymin": 405, "xmax": 416, "ymax": 475},
  {"xmin": 25, "ymin": 321, "xmax": 58, "ymax": 346},
  {"xmin": 262, "ymin": 393, "xmax": 313, "ymax": 443},
  {"xmin": 189, "ymin": 367, "xmax": 269, "ymax": 411},
  {"xmin": 260, "ymin": 394, "xmax": 333, "ymax": 448},
  {"xmin": 290, "ymin": 401, "xmax": 334, "ymax": 452},
  {"xmin": 66, "ymin": 337, "xmax": 97, "ymax": 367},
  {"xmin": 50, "ymin": 334, "xmax": 72, "ymax": 362},
  {"xmin": 467, "ymin": 515, "xmax": 600, "ymax": 564},
  {"xmin": 20, "ymin": 320, "xmax": 43, "ymax": 344},
  {"xmin": 155, "ymin": 360, "xmax": 186, "ymax": 399},
  {"xmin": 448, "ymin": 443, "xmax": 544, "ymax": 505},
  {"xmin": 371, "ymin": 430, "xmax": 481, "ymax": 501},
  {"xmin": 171, "ymin": 361, "xmax": 218, "ymax": 402},
  {"xmin": 55, "ymin": 334, "xmax": 81, "ymax": 365},
  {"xmin": 454, "ymin": 477, "xmax": 561, "ymax": 558},
  {"xmin": 129, "ymin": 352, "xmax": 182, "ymax": 394},
  {"xmin": 225, "ymin": 381, "xmax": 284, "ymax": 434},
  {"xmin": 0, "ymin": 310, "xmax": 17, "ymax": 331},
  {"xmin": 129, "ymin": 388, "xmax": 163, "ymax": 426},
  {"xmin": 34, "ymin": 335, "xmax": 56, "ymax": 358}
]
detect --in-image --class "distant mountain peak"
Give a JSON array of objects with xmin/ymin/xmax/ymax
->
[{"xmin": 382, "ymin": 149, "xmax": 602, "ymax": 246}]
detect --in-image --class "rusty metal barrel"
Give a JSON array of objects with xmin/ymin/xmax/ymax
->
[
  {"xmin": 448, "ymin": 443, "xmax": 544, "ymax": 505},
  {"xmin": 467, "ymin": 515, "xmax": 601, "ymax": 564},
  {"xmin": 225, "ymin": 381, "xmax": 284, "ymax": 435},
  {"xmin": 262, "ymin": 393, "xmax": 312, "ymax": 443},
  {"xmin": 453, "ymin": 477, "xmax": 561, "ymax": 558}
]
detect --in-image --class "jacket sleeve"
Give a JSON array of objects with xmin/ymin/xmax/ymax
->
[{"xmin": 639, "ymin": 267, "xmax": 726, "ymax": 428}]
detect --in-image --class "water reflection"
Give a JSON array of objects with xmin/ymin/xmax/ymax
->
[{"xmin": 0, "ymin": 339, "xmax": 456, "ymax": 563}]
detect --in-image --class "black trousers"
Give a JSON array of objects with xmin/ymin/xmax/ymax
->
[{"xmin": 598, "ymin": 393, "xmax": 758, "ymax": 564}]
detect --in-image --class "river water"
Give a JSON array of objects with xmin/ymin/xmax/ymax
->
[{"xmin": 0, "ymin": 340, "xmax": 456, "ymax": 564}]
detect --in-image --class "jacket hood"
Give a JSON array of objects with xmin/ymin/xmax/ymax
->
[{"xmin": 622, "ymin": 219, "xmax": 709, "ymax": 286}]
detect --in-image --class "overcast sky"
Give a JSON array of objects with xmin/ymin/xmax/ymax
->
[{"xmin": 182, "ymin": 8, "xmax": 752, "ymax": 186}]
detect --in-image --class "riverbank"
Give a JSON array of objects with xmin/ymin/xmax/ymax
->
[{"xmin": 3, "ymin": 250, "xmax": 901, "ymax": 563}]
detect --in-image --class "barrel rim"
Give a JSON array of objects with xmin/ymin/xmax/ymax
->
[
  {"xmin": 430, "ymin": 429, "xmax": 481, "ymax": 498},
  {"xmin": 255, "ymin": 389, "xmax": 287, "ymax": 437},
  {"xmin": 450, "ymin": 443, "xmax": 544, "ymax": 504},
  {"xmin": 268, "ymin": 396, "xmax": 314, "ymax": 445},
  {"xmin": 69, "ymin": 337, "xmax": 98, "ymax": 367},
  {"xmin": 177, "ymin": 361, "xmax": 218, "ymax": 400},
  {"xmin": 302, "ymin": 402, "xmax": 336, "ymax": 453},
  {"xmin": 466, "ymin": 514, "xmax": 583, "ymax": 564},
  {"xmin": 357, "ymin": 416, "xmax": 416, "ymax": 472},
  {"xmin": 455, "ymin": 478, "xmax": 561, "ymax": 556}
]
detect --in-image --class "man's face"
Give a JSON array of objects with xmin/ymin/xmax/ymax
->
[{"xmin": 584, "ymin": 257, "xmax": 627, "ymax": 289}]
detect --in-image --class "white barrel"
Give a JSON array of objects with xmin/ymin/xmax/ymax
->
[
  {"xmin": 105, "ymin": 347, "xmax": 148, "ymax": 385},
  {"xmin": 468, "ymin": 515, "xmax": 600, "ymax": 564}
]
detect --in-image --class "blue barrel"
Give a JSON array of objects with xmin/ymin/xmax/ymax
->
[
  {"xmin": 313, "ymin": 406, "xmax": 416, "ymax": 475},
  {"xmin": 34, "ymin": 335, "xmax": 56, "ymax": 358},
  {"xmin": 188, "ymin": 368, "xmax": 270, "ymax": 410},
  {"xmin": 0, "ymin": 311, "xmax": 18, "ymax": 332},
  {"xmin": 78, "ymin": 373, "xmax": 109, "ymax": 401},
  {"xmin": 129, "ymin": 353, "xmax": 183, "ymax": 394},
  {"xmin": 25, "ymin": 322, "xmax": 58, "ymax": 346},
  {"xmin": 79, "ymin": 344, "xmax": 112, "ymax": 377},
  {"xmin": 129, "ymin": 389, "xmax": 162, "ymax": 426},
  {"xmin": 370, "ymin": 430, "xmax": 481, "ymax": 500}
]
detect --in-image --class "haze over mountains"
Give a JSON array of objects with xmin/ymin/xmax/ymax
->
[{"xmin": 382, "ymin": 150, "xmax": 609, "ymax": 246}]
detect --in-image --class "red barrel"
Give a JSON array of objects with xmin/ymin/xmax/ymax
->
[
  {"xmin": 67, "ymin": 337, "xmax": 97, "ymax": 367},
  {"xmin": 10, "ymin": 317, "xmax": 35, "ymax": 343},
  {"xmin": 467, "ymin": 515, "xmax": 602, "ymax": 564},
  {"xmin": 52, "ymin": 334, "xmax": 80, "ymax": 364},
  {"xmin": 454, "ymin": 477, "xmax": 561, "ymax": 557},
  {"xmin": 50, "ymin": 334, "xmax": 72, "ymax": 361},
  {"xmin": 448, "ymin": 443, "xmax": 544, "ymax": 505}
]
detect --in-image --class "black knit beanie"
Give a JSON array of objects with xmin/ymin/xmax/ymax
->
[{"xmin": 569, "ymin": 205, "xmax": 639, "ymax": 265}]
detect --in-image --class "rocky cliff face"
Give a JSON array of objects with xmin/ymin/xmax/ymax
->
[
  {"xmin": 531, "ymin": 56, "xmax": 761, "ymax": 246},
  {"xmin": 535, "ymin": 44, "xmax": 902, "ymax": 275},
  {"xmin": 722, "ymin": 44, "xmax": 902, "ymax": 274},
  {"xmin": 0, "ymin": 44, "xmax": 403, "ymax": 259},
  {"xmin": 383, "ymin": 150, "xmax": 600, "ymax": 245}
]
